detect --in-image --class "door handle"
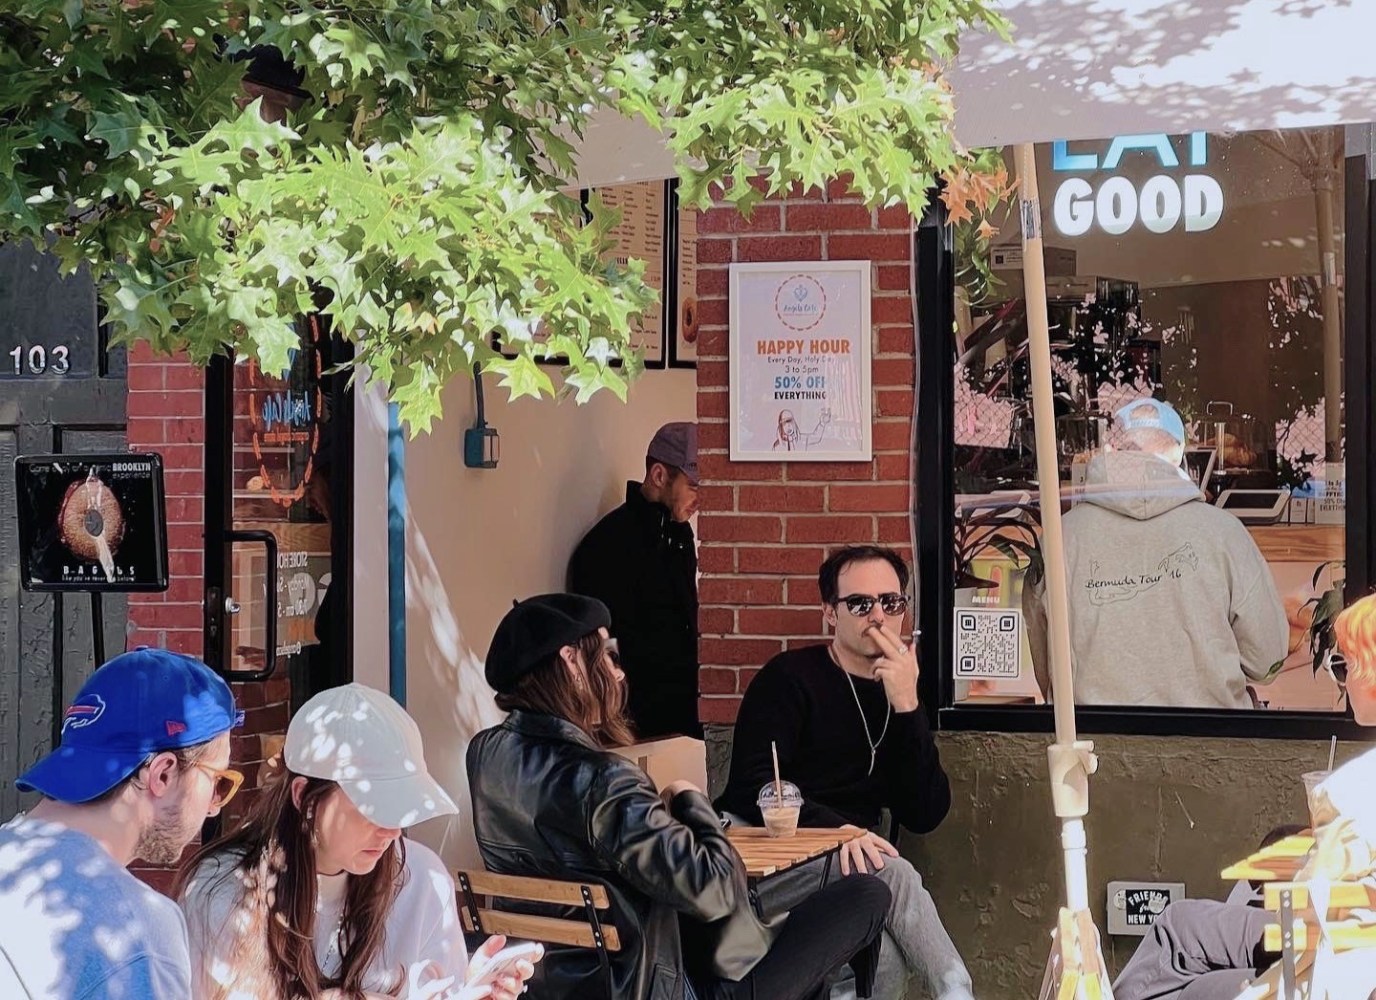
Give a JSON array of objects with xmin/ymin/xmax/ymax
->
[{"xmin": 225, "ymin": 529, "xmax": 279, "ymax": 682}]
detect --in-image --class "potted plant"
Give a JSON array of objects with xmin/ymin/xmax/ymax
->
[
  {"xmin": 1303, "ymin": 560, "xmax": 1348, "ymax": 696},
  {"xmin": 952, "ymin": 501, "xmax": 1043, "ymax": 607}
]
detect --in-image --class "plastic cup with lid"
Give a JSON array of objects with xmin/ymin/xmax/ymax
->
[
  {"xmin": 1301, "ymin": 770, "xmax": 1333, "ymax": 830},
  {"xmin": 758, "ymin": 780, "xmax": 803, "ymax": 839}
]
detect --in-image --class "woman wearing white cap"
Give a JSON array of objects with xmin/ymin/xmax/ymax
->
[{"xmin": 175, "ymin": 683, "xmax": 536, "ymax": 1000}]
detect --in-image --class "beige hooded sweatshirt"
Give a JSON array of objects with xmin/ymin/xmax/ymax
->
[{"xmin": 1025, "ymin": 450, "xmax": 1288, "ymax": 709}]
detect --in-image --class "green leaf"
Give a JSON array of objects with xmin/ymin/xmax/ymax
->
[{"xmin": 87, "ymin": 98, "xmax": 161, "ymax": 164}]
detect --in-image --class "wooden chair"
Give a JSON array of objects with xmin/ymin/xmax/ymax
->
[
  {"xmin": 1220, "ymin": 835, "xmax": 1376, "ymax": 999},
  {"xmin": 456, "ymin": 870, "xmax": 621, "ymax": 994}
]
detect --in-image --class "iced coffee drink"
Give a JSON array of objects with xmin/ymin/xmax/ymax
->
[{"xmin": 758, "ymin": 780, "xmax": 803, "ymax": 839}]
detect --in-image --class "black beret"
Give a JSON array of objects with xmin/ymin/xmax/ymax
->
[{"xmin": 486, "ymin": 594, "xmax": 612, "ymax": 693}]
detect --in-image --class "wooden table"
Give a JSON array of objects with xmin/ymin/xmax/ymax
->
[
  {"xmin": 727, "ymin": 827, "xmax": 865, "ymax": 918},
  {"xmin": 1219, "ymin": 834, "xmax": 1317, "ymax": 999},
  {"xmin": 1219, "ymin": 833, "xmax": 1314, "ymax": 882},
  {"xmin": 1217, "ymin": 832, "xmax": 1376, "ymax": 997},
  {"xmin": 727, "ymin": 827, "xmax": 864, "ymax": 879}
]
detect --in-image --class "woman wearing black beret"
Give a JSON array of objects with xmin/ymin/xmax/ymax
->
[{"xmin": 467, "ymin": 593, "xmax": 890, "ymax": 1000}]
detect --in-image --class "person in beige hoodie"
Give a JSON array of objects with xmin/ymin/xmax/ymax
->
[{"xmin": 1025, "ymin": 398, "xmax": 1288, "ymax": 709}]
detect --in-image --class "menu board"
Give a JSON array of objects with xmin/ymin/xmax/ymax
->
[
  {"xmin": 672, "ymin": 195, "xmax": 699, "ymax": 367},
  {"xmin": 15, "ymin": 453, "xmax": 170, "ymax": 592},
  {"xmin": 593, "ymin": 181, "xmax": 667, "ymax": 367}
]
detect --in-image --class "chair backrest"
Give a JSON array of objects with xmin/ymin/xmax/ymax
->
[{"xmin": 456, "ymin": 870, "xmax": 622, "ymax": 953}]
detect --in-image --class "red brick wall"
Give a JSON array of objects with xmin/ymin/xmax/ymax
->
[
  {"xmin": 695, "ymin": 181, "xmax": 917, "ymax": 725},
  {"xmin": 126, "ymin": 343, "xmax": 207, "ymax": 655}
]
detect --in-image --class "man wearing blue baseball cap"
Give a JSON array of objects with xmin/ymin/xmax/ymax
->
[
  {"xmin": 0, "ymin": 647, "xmax": 241, "ymax": 999},
  {"xmin": 1025, "ymin": 398, "xmax": 1286, "ymax": 709}
]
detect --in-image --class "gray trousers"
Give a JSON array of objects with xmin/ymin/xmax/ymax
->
[
  {"xmin": 1113, "ymin": 900, "xmax": 1272, "ymax": 1000},
  {"xmin": 756, "ymin": 852, "xmax": 975, "ymax": 1000}
]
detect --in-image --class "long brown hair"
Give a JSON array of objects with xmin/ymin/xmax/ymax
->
[
  {"xmin": 173, "ymin": 769, "xmax": 405, "ymax": 1000},
  {"xmin": 496, "ymin": 630, "xmax": 635, "ymax": 747}
]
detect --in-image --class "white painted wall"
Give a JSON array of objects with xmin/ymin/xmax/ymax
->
[{"xmin": 402, "ymin": 368, "xmax": 697, "ymax": 867}]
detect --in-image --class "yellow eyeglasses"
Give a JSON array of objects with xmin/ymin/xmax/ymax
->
[{"xmin": 193, "ymin": 763, "xmax": 245, "ymax": 809}]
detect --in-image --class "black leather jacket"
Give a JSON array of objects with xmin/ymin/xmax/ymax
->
[{"xmin": 467, "ymin": 711, "xmax": 777, "ymax": 1000}]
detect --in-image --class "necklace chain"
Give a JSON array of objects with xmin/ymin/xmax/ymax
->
[
  {"xmin": 320, "ymin": 902, "xmax": 345, "ymax": 974},
  {"xmin": 830, "ymin": 646, "xmax": 891, "ymax": 775}
]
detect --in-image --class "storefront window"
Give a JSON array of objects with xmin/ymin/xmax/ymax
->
[{"xmin": 951, "ymin": 125, "xmax": 1348, "ymax": 713}]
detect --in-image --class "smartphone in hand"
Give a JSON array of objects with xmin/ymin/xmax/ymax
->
[{"xmin": 466, "ymin": 941, "xmax": 544, "ymax": 989}]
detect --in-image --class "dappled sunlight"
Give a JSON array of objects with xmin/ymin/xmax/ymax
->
[
  {"xmin": 404, "ymin": 505, "xmax": 504, "ymax": 865},
  {"xmin": 284, "ymin": 684, "xmax": 454, "ymax": 829},
  {"xmin": 951, "ymin": 0, "xmax": 1374, "ymax": 145},
  {"xmin": 0, "ymin": 818, "xmax": 189, "ymax": 998},
  {"xmin": 422, "ymin": 862, "xmax": 461, "ymax": 934},
  {"xmin": 406, "ymin": 507, "xmax": 505, "ymax": 742}
]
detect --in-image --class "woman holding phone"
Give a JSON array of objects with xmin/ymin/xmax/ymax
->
[
  {"xmin": 176, "ymin": 683, "xmax": 537, "ymax": 1000},
  {"xmin": 468, "ymin": 593, "xmax": 891, "ymax": 1000}
]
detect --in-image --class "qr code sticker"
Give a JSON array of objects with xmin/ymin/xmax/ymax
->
[{"xmin": 953, "ymin": 608, "xmax": 1023, "ymax": 679}]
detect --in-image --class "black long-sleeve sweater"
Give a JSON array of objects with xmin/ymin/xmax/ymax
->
[{"xmin": 716, "ymin": 645, "xmax": 951, "ymax": 833}]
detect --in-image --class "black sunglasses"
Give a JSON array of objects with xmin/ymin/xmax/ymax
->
[{"xmin": 834, "ymin": 593, "xmax": 909, "ymax": 617}]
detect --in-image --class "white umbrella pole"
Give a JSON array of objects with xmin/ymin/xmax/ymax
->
[{"xmin": 1015, "ymin": 144, "xmax": 1101, "ymax": 928}]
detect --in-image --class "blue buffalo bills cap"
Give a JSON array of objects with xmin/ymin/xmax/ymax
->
[
  {"xmin": 18, "ymin": 647, "xmax": 240, "ymax": 803},
  {"xmin": 1115, "ymin": 398, "xmax": 1186, "ymax": 446}
]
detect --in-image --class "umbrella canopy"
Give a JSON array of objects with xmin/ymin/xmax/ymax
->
[{"xmin": 569, "ymin": 2, "xmax": 1376, "ymax": 190}]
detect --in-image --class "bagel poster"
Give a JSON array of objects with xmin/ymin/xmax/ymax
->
[
  {"xmin": 14, "ymin": 454, "xmax": 169, "ymax": 592},
  {"xmin": 729, "ymin": 261, "xmax": 872, "ymax": 462}
]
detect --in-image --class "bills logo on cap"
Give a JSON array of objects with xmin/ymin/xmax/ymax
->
[
  {"xmin": 62, "ymin": 694, "xmax": 106, "ymax": 734},
  {"xmin": 165, "ymin": 720, "xmax": 187, "ymax": 737}
]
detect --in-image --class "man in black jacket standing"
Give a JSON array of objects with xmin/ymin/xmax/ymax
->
[
  {"xmin": 568, "ymin": 421, "xmax": 701, "ymax": 738},
  {"xmin": 717, "ymin": 545, "xmax": 976, "ymax": 1000}
]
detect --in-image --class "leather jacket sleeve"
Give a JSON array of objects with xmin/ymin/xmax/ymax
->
[{"xmin": 587, "ymin": 763, "xmax": 741, "ymax": 923}]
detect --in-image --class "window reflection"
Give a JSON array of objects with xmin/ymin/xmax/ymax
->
[{"xmin": 952, "ymin": 126, "xmax": 1347, "ymax": 712}]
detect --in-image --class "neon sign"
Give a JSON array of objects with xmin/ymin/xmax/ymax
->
[{"xmin": 1050, "ymin": 132, "xmax": 1223, "ymax": 237}]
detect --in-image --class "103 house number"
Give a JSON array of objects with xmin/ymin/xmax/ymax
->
[{"xmin": 7, "ymin": 344, "xmax": 71, "ymax": 376}]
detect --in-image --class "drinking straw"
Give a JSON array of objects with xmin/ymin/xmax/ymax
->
[
  {"xmin": 1327, "ymin": 735, "xmax": 1337, "ymax": 772},
  {"xmin": 771, "ymin": 741, "xmax": 783, "ymax": 802}
]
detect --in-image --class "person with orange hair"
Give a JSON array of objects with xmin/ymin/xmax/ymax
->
[
  {"xmin": 1115, "ymin": 591, "xmax": 1376, "ymax": 1000},
  {"xmin": 1333, "ymin": 594, "xmax": 1376, "ymax": 723}
]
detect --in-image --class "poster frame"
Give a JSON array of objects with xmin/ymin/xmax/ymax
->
[
  {"xmin": 492, "ymin": 185, "xmax": 669, "ymax": 369},
  {"xmin": 665, "ymin": 179, "xmax": 698, "ymax": 369},
  {"xmin": 14, "ymin": 451, "xmax": 170, "ymax": 593},
  {"xmin": 728, "ymin": 259, "xmax": 873, "ymax": 463}
]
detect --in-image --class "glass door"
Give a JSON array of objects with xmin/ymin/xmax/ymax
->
[{"xmin": 203, "ymin": 315, "xmax": 353, "ymax": 712}]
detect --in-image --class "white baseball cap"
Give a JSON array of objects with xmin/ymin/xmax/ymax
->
[{"xmin": 284, "ymin": 683, "xmax": 458, "ymax": 829}]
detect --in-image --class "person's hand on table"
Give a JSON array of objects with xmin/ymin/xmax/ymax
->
[
  {"xmin": 837, "ymin": 825, "xmax": 899, "ymax": 876},
  {"xmin": 867, "ymin": 623, "xmax": 920, "ymax": 712},
  {"xmin": 660, "ymin": 779, "xmax": 702, "ymax": 808}
]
